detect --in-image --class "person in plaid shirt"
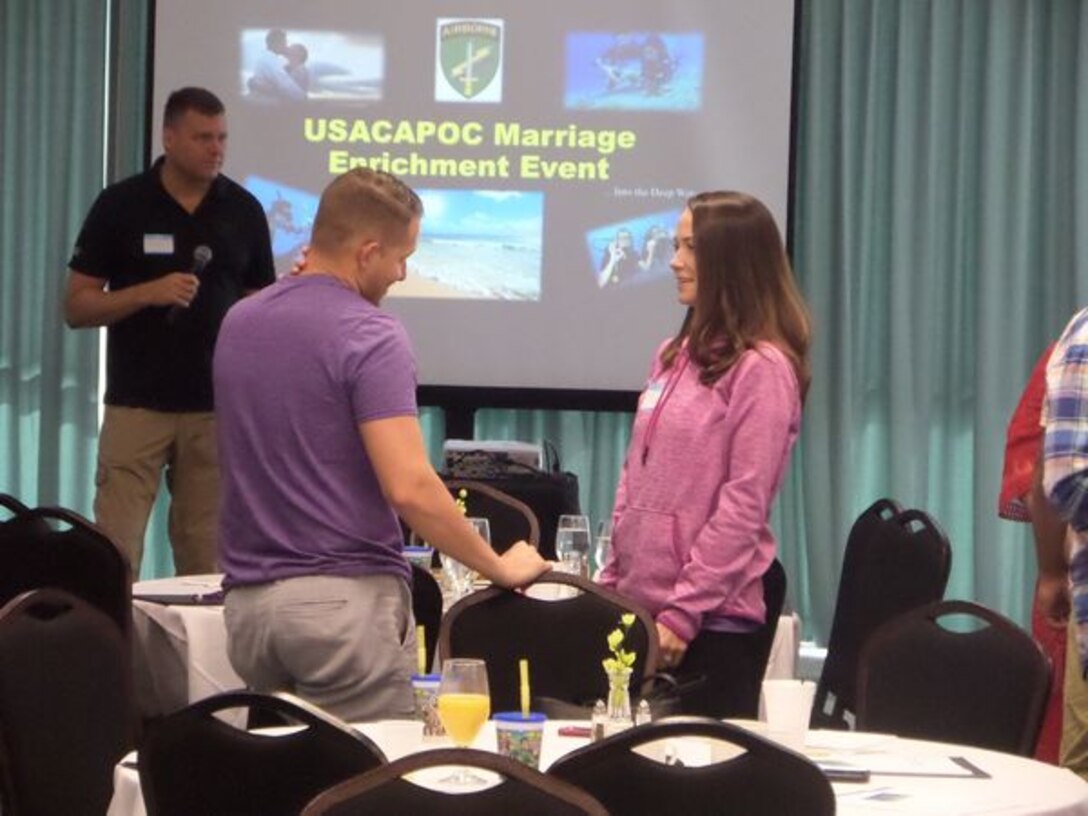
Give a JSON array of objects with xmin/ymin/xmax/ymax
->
[{"xmin": 1043, "ymin": 308, "xmax": 1088, "ymax": 777}]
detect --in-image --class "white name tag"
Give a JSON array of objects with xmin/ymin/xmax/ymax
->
[
  {"xmin": 639, "ymin": 380, "xmax": 664, "ymax": 412},
  {"xmin": 143, "ymin": 234, "xmax": 174, "ymax": 255}
]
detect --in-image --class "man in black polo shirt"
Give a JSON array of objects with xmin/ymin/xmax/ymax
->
[{"xmin": 65, "ymin": 87, "xmax": 274, "ymax": 577}]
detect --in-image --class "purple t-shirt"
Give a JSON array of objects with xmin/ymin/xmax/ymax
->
[{"xmin": 213, "ymin": 274, "xmax": 417, "ymax": 588}]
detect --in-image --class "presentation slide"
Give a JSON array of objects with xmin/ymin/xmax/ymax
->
[{"xmin": 153, "ymin": 0, "xmax": 796, "ymax": 393}]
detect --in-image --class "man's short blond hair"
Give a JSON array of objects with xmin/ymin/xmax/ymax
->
[{"xmin": 311, "ymin": 168, "xmax": 423, "ymax": 253}]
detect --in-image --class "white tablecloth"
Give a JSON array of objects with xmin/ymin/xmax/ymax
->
[
  {"xmin": 132, "ymin": 576, "xmax": 243, "ymax": 717},
  {"xmin": 131, "ymin": 574, "xmax": 800, "ymax": 717},
  {"xmin": 108, "ymin": 719, "xmax": 1088, "ymax": 816}
]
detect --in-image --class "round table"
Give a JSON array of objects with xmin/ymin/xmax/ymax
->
[{"xmin": 108, "ymin": 719, "xmax": 1088, "ymax": 816}]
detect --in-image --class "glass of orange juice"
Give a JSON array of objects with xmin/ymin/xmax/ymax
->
[{"xmin": 437, "ymin": 658, "xmax": 491, "ymax": 784}]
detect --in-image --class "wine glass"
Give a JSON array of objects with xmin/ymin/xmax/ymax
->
[
  {"xmin": 593, "ymin": 519, "xmax": 613, "ymax": 579},
  {"xmin": 436, "ymin": 658, "xmax": 491, "ymax": 784},
  {"xmin": 441, "ymin": 518, "xmax": 487, "ymax": 598},
  {"xmin": 468, "ymin": 517, "xmax": 491, "ymax": 548},
  {"xmin": 555, "ymin": 514, "xmax": 591, "ymax": 576},
  {"xmin": 440, "ymin": 553, "xmax": 474, "ymax": 600}
]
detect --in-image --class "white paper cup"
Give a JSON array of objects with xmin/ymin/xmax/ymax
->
[{"xmin": 761, "ymin": 679, "xmax": 815, "ymax": 749}]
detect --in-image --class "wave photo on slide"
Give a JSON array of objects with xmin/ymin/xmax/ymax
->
[{"xmin": 392, "ymin": 189, "xmax": 544, "ymax": 301}]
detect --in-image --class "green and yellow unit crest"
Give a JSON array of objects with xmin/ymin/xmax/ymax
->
[{"xmin": 437, "ymin": 19, "xmax": 503, "ymax": 102}]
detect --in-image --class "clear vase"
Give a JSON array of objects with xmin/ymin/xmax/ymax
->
[{"xmin": 605, "ymin": 666, "xmax": 633, "ymax": 725}]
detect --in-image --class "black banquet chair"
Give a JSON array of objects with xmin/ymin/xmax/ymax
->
[
  {"xmin": 548, "ymin": 716, "xmax": 835, "ymax": 816},
  {"xmin": 138, "ymin": 690, "xmax": 387, "ymax": 816},
  {"xmin": 439, "ymin": 570, "xmax": 658, "ymax": 713},
  {"xmin": 0, "ymin": 492, "xmax": 30, "ymax": 518},
  {"xmin": 444, "ymin": 478, "xmax": 542, "ymax": 552},
  {"xmin": 411, "ymin": 561, "xmax": 443, "ymax": 672},
  {"xmin": 812, "ymin": 501, "xmax": 950, "ymax": 729},
  {"xmin": 301, "ymin": 748, "xmax": 608, "ymax": 816},
  {"xmin": 0, "ymin": 588, "xmax": 134, "ymax": 816},
  {"xmin": 0, "ymin": 493, "xmax": 43, "ymax": 544},
  {"xmin": 0, "ymin": 504, "xmax": 131, "ymax": 640},
  {"xmin": 856, "ymin": 599, "xmax": 1051, "ymax": 756}
]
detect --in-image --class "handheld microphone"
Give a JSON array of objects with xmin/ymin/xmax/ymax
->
[{"xmin": 167, "ymin": 245, "xmax": 213, "ymax": 324}]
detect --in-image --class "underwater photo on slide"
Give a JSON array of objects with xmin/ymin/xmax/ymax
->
[
  {"xmin": 240, "ymin": 28, "xmax": 384, "ymax": 104},
  {"xmin": 393, "ymin": 190, "xmax": 544, "ymax": 301},
  {"xmin": 565, "ymin": 32, "xmax": 703, "ymax": 111},
  {"xmin": 587, "ymin": 209, "xmax": 680, "ymax": 290},
  {"xmin": 245, "ymin": 175, "xmax": 319, "ymax": 276}
]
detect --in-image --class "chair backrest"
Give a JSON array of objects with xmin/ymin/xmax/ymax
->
[
  {"xmin": 856, "ymin": 599, "xmax": 1051, "ymax": 756},
  {"xmin": 0, "ymin": 495, "xmax": 50, "ymax": 545},
  {"xmin": 0, "ymin": 505, "xmax": 131, "ymax": 639},
  {"xmin": 411, "ymin": 562, "xmax": 443, "ymax": 671},
  {"xmin": 0, "ymin": 492, "xmax": 30, "ymax": 517},
  {"xmin": 548, "ymin": 716, "xmax": 835, "ymax": 816},
  {"xmin": 139, "ymin": 690, "xmax": 387, "ymax": 816},
  {"xmin": 301, "ymin": 748, "xmax": 608, "ymax": 815},
  {"xmin": 439, "ymin": 571, "xmax": 658, "ymax": 712},
  {"xmin": 813, "ymin": 500, "xmax": 950, "ymax": 728},
  {"xmin": 752, "ymin": 559, "xmax": 788, "ymax": 679},
  {"xmin": 444, "ymin": 479, "xmax": 541, "ymax": 552},
  {"xmin": 0, "ymin": 588, "xmax": 133, "ymax": 816}
]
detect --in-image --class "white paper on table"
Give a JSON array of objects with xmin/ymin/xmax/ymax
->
[
  {"xmin": 837, "ymin": 783, "xmax": 1046, "ymax": 816},
  {"xmin": 854, "ymin": 753, "xmax": 988, "ymax": 778}
]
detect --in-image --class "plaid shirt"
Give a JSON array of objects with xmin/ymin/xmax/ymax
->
[{"xmin": 1044, "ymin": 308, "xmax": 1088, "ymax": 672}]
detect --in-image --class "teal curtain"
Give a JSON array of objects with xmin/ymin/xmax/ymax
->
[
  {"xmin": 7, "ymin": 0, "xmax": 1088, "ymax": 644},
  {"xmin": 791, "ymin": 0, "xmax": 1088, "ymax": 639},
  {"xmin": 103, "ymin": 0, "xmax": 168, "ymax": 579},
  {"xmin": 0, "ymin": 0, "xmax": 109, "ymax": 511}
]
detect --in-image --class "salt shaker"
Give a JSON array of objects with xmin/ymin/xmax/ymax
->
[{"xmin": 591, "ymin": 699, "xmax": 607, "ymax": 742}]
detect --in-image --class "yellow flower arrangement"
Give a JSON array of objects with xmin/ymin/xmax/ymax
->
[{"xmin": 602, "ymin": 613, "xmax": 637, "ymax": 674}]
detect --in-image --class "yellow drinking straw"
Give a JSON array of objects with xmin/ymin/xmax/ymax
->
[
  {"xmin": 416, "ymin": 625, "xmax": 427, "ymax": 675},
  {"xmin": 519, "ymin": 658, "xmax": 531, "ymax": 717}
]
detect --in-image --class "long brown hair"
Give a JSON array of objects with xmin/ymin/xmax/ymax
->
[{"xmin": 661, "ymin": 191, "xmax": 811, "ymax": 394}]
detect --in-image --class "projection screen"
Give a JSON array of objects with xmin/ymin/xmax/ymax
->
[{"xmin": 152, "ymin": 0, "xmax": 797, "ymax": 395}]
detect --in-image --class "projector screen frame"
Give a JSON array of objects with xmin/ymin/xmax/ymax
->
[{"xmin": 143, "ymin": 0, "xmax": 804, "ymax": 426}]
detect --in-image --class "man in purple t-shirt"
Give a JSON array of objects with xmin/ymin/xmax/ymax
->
[{"xmin": 213, "ymin": 168, "xmax": 548, "ymax": 721}]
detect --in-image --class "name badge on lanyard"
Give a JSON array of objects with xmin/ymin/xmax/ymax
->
[{"xmin": 639, "ymin": 379, "xmax": 665, "ymax": 412}]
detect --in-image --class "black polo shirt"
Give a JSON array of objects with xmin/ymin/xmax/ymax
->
[{"xmin": 69, "ymin": 158, "xmax": 275, "ymax": 412}]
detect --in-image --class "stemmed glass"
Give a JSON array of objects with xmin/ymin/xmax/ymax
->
[
  {"xmin": 436, "ymin": 658, "xmax": 491, "ymax": 785},
  {"xmin": 555, "ymin": 514, "xmax": 591, "ymax": 576},
  {"xmin": 440, "ymin": 518, "xmax": 487, "ymax": 600},
  {"xmin": 468, "ymin": 517, "xmax": 491, "ymax": 548},
  {"xmin": 593, "ymin": 519, "xmax": 613, "ymax": 579}
]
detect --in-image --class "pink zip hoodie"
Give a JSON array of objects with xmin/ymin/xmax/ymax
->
[{"xmin": 598, "ymin": 340, "xmax": 802, "ymax": 643}]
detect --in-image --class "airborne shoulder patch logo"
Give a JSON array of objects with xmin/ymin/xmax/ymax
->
[{"xmin": 435, "ymin": 18, "xmax": 504, "ymax": 103}]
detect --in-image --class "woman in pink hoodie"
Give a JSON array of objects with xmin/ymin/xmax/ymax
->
[{"xmin": 598, "ymin": 191, "xmax": 811, "ymax": 718}]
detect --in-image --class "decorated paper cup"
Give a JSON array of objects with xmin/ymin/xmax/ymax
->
[
  {"xmin": 494, "ymin": 712, "xmax": 546, "ymax": 768},
  {"xmin": 403, "ymin": 545, "xmax": 435, "ymax": 570},
  {"xmin": 411, "ymin": 673, "xmax": 444, "ymax": 737}
]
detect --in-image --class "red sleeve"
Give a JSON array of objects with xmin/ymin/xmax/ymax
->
[{"xmin": 998, "ymin": 343, "xmax": 1055, "ymax": 520}]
